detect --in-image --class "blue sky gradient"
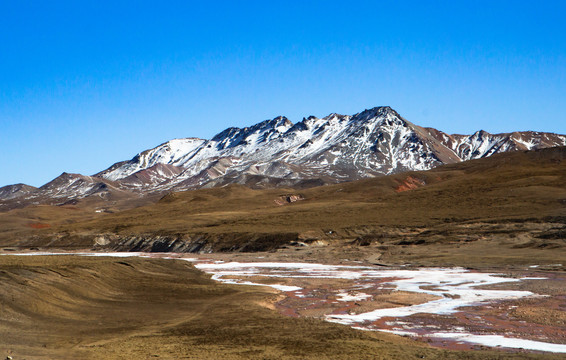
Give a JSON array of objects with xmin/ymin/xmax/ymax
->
[{"xmin": 1, "ymin": 1, "xmax": 565, "ymax": 186}]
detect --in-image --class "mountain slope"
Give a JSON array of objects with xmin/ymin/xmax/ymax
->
[
  {"xmin": 3, "ymin": 146, "xmax": 565, "ymax": 268},
  {"xmin": 2, "ymin": 106, "xmax": 565, "ymax": 210},
  {"xmin": 0, "ymin": 173, "xmax": 146, "ymax": 211},
  {"xmin": 0, "ymin": 183, "xmax": 37, "ymax": 200},
  {"xmin": 95, "ymin": 106, "xmax": 566, "ymax": 193}
]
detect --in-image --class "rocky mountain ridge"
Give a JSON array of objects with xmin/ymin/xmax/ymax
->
[{"xmin": 2, "ymin": 106, "xmax": 565, "ymax": 210}]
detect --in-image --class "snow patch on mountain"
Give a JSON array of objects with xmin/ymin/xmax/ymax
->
[
  {"xmin": 91, "ymin": 106, "xmax": 566, "ymax": 194},
  {"xmin": 3, "ymin": 106, "xmax": 565, "ymax": 208},
  {"xmin": 0, "ymin": 184, "xmax": 37, "ymax": 200}
]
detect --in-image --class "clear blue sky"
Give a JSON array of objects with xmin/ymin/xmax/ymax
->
[{"xmin": 1, "ymin": 1, "xmax": 565, "ymax": 187}]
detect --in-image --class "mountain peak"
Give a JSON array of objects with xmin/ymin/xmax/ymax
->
[
  {"xmin": 4, "ymin": 105, "xmax": 565, "ymax": 210},
  {"xmin": 354, "ymin": 106, "xmax": 398, "ymax": 121},
  {"xmin": 90, "ymin": 105, "xmax": 566, "ymax": 189},
  {"xmin": 0, "ymin": 183, "xmax": 37, "ymax": 201},
  {"xmin": 261, "ymin": 116, "xmax": 293, "ymax": 131},
  {"xmin": 211, "ymin": 116, "xmax": 293, "ymax": 144},
  {"xmin": 472, "ymin": 129, "xmax": 491, "ymax": 137}
]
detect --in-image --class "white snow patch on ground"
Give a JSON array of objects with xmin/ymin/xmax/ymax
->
[
  {"xmin": 209, "ymin": 273, "xmax": 301, "ymax": 292},
  {"xmin": 191, "ymin": 261, "xmax": 566, "ymax": 353},
  {"xmin": 429, "ymin": 332, "xmax": 566, "ymax": 353},
  {"xmin": 379, "ymin": 329, "xmax": 566, "ymax": 353},
  {"xmin": 336, "ymin": 291, "xmax": 372, "ymax": 302},
  {"xmin": 326, "ymin": 268, "xmax": 535, "ymax": 324},
  {"xmin": 3, "ymin": 254, "xmax": 564, "ymax": 353}
]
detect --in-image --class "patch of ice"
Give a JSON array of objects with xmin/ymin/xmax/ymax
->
[
  {"xmin": 336, "ymin": 291, "xmax": 372, "ymax": 302},
  {"xmin": 4, "ymin": 253, "xmax": 560, "ymax": 353},
  {"xmin": 193, "ymin": 262, "xmax": 545, "ymax": 331},
  {"xmin": 328, "ymin": 273, "xmax": 534, "ymax": 325},
  {"xmin": 210, "ymin": 274, "xmax": 301, "ymax": 292},
  {"xmin": 429, "ymin": 332, "xmax": 566, "ymax": 353}
]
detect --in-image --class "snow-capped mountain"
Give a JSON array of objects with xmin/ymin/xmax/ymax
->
[
  {"xmin": 2, "ymin": 106, "xmax": 565, "ymax": 209},
  {"xmin": 95, "ymin": 106, "xmax": 566, "ymax": 192},
  {"xmin": 0, "ymin": 183, "xmax": 37, "ymax": 201}
]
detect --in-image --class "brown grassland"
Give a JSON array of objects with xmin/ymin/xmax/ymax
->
[
  {"xmin": 1, "ymin": 255, "xmax": 563, "ymax": 360},
  {"xmin": 2, "ymin": 147, "xmax": 564, "ymax": 269},
  {"xmin": 0, "ymin": 147, "xmax": 565, "ymax": 358}
]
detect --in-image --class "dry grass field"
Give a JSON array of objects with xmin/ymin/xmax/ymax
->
[
  {"xmin": 0, "ymin": 148, "xmax": 565, "ymax": 358},
  {"xmin": 1, "ymin": 255, "xmax": 562, "ymax": 360},
  {"xmin": 2, "ymin": 147, "xmax": 564, "ymax": 268}
]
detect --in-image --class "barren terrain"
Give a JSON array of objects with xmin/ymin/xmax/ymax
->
[
  {"xmin": 0, "ymin": 147, "xmax": 565, "ymax": 358},
  {"xmin": 1, "ymin": 254, "xmax": 565, "ymax": 359}
]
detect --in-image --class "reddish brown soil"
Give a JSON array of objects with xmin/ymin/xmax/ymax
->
[
  {"xmin": 395, "ymin": 176, "xmax": 426, "ymax": 192},
  {"xmin": 27, "ymin": 222, "xmax": 50, "ymax": 229}
]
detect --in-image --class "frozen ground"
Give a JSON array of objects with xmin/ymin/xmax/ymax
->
[
  {"xmin": 3, "ymin": 252, "xmax": 565, "ymax": 353},
  {"xmin": 193, "ymin": 261, "xmax": 566, "ymax": 353}
]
